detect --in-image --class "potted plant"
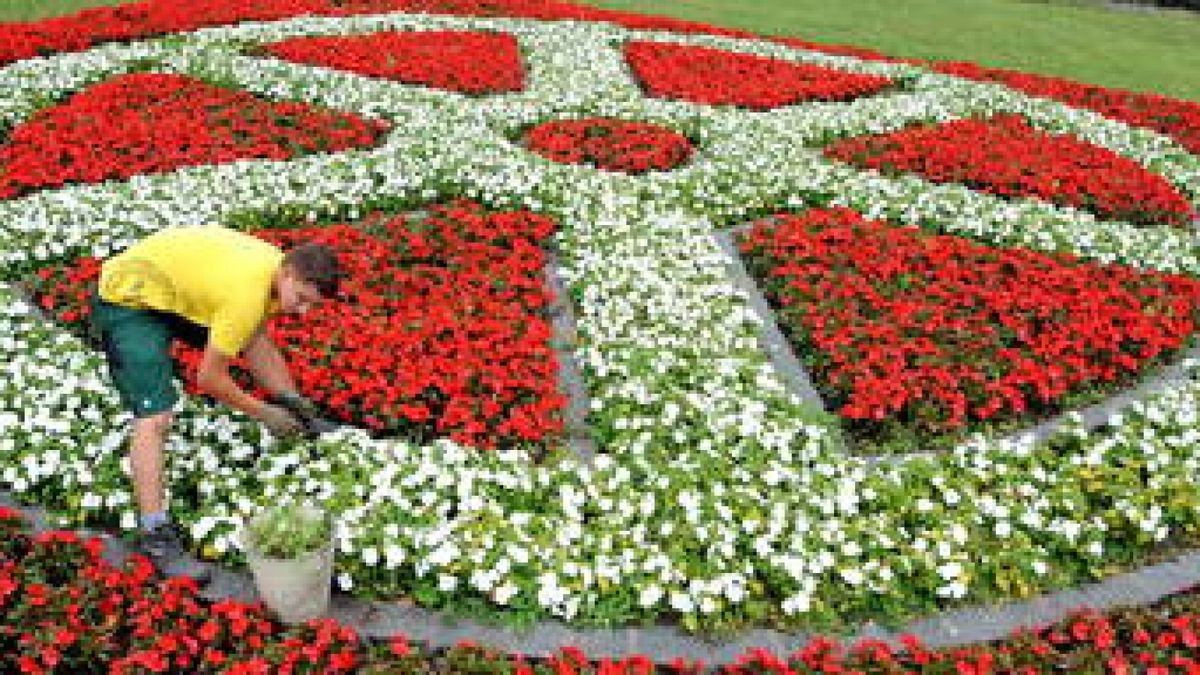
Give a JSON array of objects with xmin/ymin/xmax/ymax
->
[{"xmin": 241, "ymin": 503, "xmax": 334, "ymax": 624}]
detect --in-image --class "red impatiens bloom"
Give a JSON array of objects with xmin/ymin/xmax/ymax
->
[
  {"xmin": 524, "ymin": 118, "xmax": 694, "ymax": 174},
  {"xmin": 824, "ymin": 114, "xmax": 1195, "ymax": 228},
  {"xmin": 32, "ymin": 202, "xmax": 565, "ymax": 450},
  {"xmin": 625, "ymin": 41, "xmax": 894, "ymax": 110},
  {"xmin": 261, "ymin": 30, "xmax": 526, "ymax": 95},
  {"xmin": 738, "ymin": 207, "xmax": 1200, "ymax": 436},
  {"xmin": 0, "ymin": 73, "xmax": 389, "ymax": 202}
]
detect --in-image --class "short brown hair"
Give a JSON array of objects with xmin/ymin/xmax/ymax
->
[{"xmin": 283, "ymin": 243, "xmax": 342, "ymax": 298}]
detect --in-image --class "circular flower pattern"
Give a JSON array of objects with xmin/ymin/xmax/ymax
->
[
  {"xmin": 0, "ymin": 1, "xmax": 1198, "ymax": 636},
  {"xmin": 524, "ymin": 117, "xmax": 694, "ymax": 174}
]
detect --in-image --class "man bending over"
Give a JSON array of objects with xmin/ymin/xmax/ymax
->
[{"xmin": 90, "ymin": 226, "xmax": 340, "ymax": 582}]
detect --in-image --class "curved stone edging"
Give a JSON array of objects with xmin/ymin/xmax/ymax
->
[{"xmin": 3, "ymin": 489, "xmax": 1198, "ymax": 662}]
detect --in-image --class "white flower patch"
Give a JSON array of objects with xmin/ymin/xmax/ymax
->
[{"xmin": 1, "ymin": 11, "xmax": 1200, "ymax": 631}]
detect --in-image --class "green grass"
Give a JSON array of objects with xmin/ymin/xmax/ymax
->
[
  {"xmin": 2, "ymin": 0, "xmax": 1198, "ymax": 101},
  {"xmin": 579, "ymin": 0, "xmax": 1200, "ymax": 101},
  {"xmin": 0, "ymin": 0, "xmax": 129, "ymax": 21}
]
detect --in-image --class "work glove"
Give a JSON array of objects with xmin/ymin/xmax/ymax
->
[
  {"xmin": 275, "ymin": 391, "xmax": 341, "ymax": 437},
  {"xmin": 258, "ymin": 403, "xmax": 305, "ymax": 438}
]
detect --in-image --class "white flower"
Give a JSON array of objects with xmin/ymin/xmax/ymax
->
[
  {"xmin": 362, "ymin": 547, "xmax": 379, "ymax": 566},
  {"xmin": 669, "ymin": 591, "xmax": 695, "ymax": 614},
  {"xmin": 936, "ymin": 562, "xmax": 963, "ymax": 580},
  {"xmin": 781, "ymin": 593, "xmax": 811, "ymax": 615},
  {"xmin": 493, "ymin": 582, "xmax": 518, "ymax": 605}
]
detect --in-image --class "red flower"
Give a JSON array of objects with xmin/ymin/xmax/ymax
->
[
  {"xmin": 525, "ymin": 118, "xmax": 693, "ymax": 174},
  {"xmin": 0, "ymin": 73, "xmax": 389, "ymax": 202},
  {"xmin": 34, "ymin": 202, "xmax": 565, "ymax": 450},
  {"xmin": 824, "ymin": 114, "xmax": 1194, "ymax": 228},
  {"xmin": 936, "ymin": 61, "xmax": 1200, "ymax": 155},
  {"xmin": 737, "ymin": 207, "xmax": 1200, "ymax": 438},
  {"xmin": 263, "ymin": 30, "xmax": 525, "ymax": 95},
  {"xmin": 626, "ymin": 41, "xmax": 893, "ymax": 110}
]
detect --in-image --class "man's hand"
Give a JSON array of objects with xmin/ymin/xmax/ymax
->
[
  {"xmin": 258, "ymin": 403, "xmax": 305, "ymax": 438},
  {"xmin": 275, "ymin": 392, "xmax": 341, "ymax": 437}
]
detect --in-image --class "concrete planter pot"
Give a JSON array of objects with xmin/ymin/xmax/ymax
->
[{"xmin": 242, "ymin": 505, "xmax": 333, "ymax": 625}]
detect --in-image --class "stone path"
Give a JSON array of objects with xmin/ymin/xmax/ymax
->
[{"xmin": 544, "ymin": 250, "xmax": 599, "ymax": 464}]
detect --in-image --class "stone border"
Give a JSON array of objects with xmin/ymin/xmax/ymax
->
[
  {"xmin": 3, "ymin": 489, "xmax": 1198, "ymax": 663},
  {"xmin": 544, "ymin": 249, "xmax": 599, "ymax": 464},
  {"xmin": 712, "ymin": 229, "xmax": 826, "ymax": 411}
]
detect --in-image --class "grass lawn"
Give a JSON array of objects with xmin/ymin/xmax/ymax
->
[
  {"xmin": 0, "ymin": 0, "xmax": 129, "ymax": 21},
  {"xmin": 580, "ymin": 0, "xmax": 1200, "ymax": 101},
  {"xmin": 0, "ymin": 0, "xmax": 1197, "ymax": 100}
]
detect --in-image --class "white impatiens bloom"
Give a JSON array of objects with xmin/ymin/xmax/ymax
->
[
  {"xmin": 493, "ymin": 582, "xmax": 519, "ymax": 605},
  {"xmin": 639, "ymin": 583, "xmax": 665, "ymax": 608}
]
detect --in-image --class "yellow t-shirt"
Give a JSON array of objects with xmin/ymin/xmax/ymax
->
[{"xmin": 99, "ymin": 227, "xmax": 284, "ymax": 356}]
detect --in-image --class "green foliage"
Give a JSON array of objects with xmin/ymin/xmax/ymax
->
[{"xmin": 244, "ymin": 504, "xmax": 332, "ymax": 559}]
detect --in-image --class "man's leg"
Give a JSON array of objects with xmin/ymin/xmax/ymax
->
[
  {"xmin": 91, "ymin": 294, "xmax": 213, "ymax": 582},
  {"xmin": 129, "ymin": 411, "xmax": 171, "ymax": 523}
]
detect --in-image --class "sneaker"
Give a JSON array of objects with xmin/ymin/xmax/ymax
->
[{"xmin": 137, "ymin": 523, "xmax": 214, "ymax": 584}]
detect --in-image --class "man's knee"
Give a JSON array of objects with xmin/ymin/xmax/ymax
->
[{"xmin": 132, "ymin": 411, "xmax": 174, "ymax": 437}]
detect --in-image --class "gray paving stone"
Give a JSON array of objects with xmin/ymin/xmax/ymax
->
[
  {"xmin": 544, "ymin": 249, "xmax": 599, "ymax": 465},
  {"xmin": 711, "ymin": 229, "xmax": 827, "ymax": 411}
]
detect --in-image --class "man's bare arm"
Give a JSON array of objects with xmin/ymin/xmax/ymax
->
[
  {"xmin": 196, "ymin": 342, "xmax": 271, "ymax": 419},
  {"xmin": 240, "ymin": 326, "xmax": 298, "ymax": 399}
]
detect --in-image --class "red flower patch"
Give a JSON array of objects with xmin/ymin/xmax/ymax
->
[
  {"xmin": 261, "ymin": 30, "xmax": 525, "ymax": 95},
  {"xmin": 625, "ymin": 41, "xmax": 894, "ymax": 110},
  {"xmin": 524, "ymin": 118, "xmax": 693, "ymax": 174},
  {"xmin": 32, "ymin": 202, "xmax": 565, "ymax": 450},
  {"xmin": 0, "ymin": 0, "xmax": 893, "ymax": 70},
  {"xmin": 737, "ymin": 208, "xmax": 1200, "ymax": 441},
  {"xmin": 824, "ymin": 114, "xmax": 1195, "ymax": 228},
  {"xmin": 0, "ymin": 73, "xmax": 389, "ymax": 201},
  {"xmin": 935, "ymin": 61, "xmax": 1200, "ymax": 156}
]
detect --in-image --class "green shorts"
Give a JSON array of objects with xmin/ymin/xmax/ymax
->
[{"xmin": 89, "ymin": 291, "xmax": 208, "ymax": 419}]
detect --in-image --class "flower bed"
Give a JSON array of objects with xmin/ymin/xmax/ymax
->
[
  {"xmin": 261, "ymin": 30, "xmax": 525, "ymax": 95},
  {"xmin": 0, "ymin": 0, "xmax": 1198, "ymax": 643},
  {"xmin": 0, "ymin": 72, "xmax": 389, "ymax": 201},
  {"xmin": 30, "ymin": 202, "xmax": 565, "ymax": 449},
  {"xmin": 737, "ymin": 207, "xmax": 1200, "ymax": 451},
  {"xmin": 524, "ymin": 118, "xmax": 694, "ymax": 174},
  {"xmin": 823, "ymin": 114, "xmax": 1196, "ymax": 228},
  {"xmin": 624, "ymin": 41, "xmax": 894, "ymax": 110}
]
